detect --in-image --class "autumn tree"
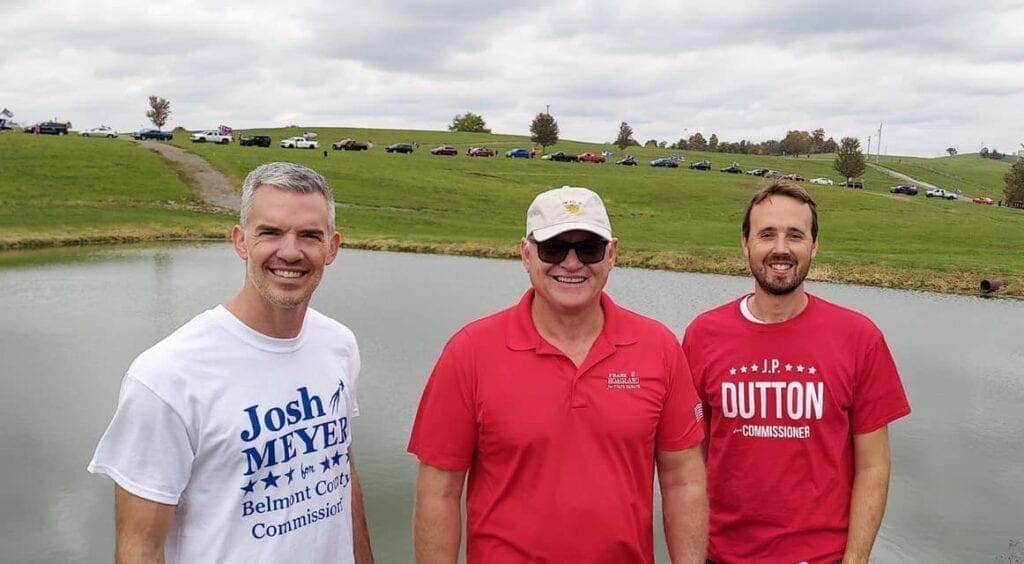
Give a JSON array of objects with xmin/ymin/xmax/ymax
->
[
  {"xmin": 781, "ymin": 130, "xmax": 813, "ymax": 156},
  {"xmin": 1004, "ymin": 157, "xmax": 1024, "ymax": 205},
  {"xmin": 708, "ymin": 133, "xmax": 719, "ymax": 152},
  {"xmin": 146, "ymin": 96, "xmax": 171, "ymax": 130},
  {"xmin": 833, "ymin": 137, "xmax": 867, "ymax": 180},
  {"xmin": 614, "ymin": 121, "xmax": 637, "ymax": 149},
  {"xmin": 449, "ymin": 112, "xmax": 491, "ymax": 133},
  {"xmin": 688, "ymin": 132, "xmax": 707, "ymax": 151},
  {"xmin": 530, "ymin": 112, "xmax": 559, "ymax": 152}
]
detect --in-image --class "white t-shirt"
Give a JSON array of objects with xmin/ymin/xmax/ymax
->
[{"xmin": 88, "ymin": 305, "xmax": 361, "ymax": 563}]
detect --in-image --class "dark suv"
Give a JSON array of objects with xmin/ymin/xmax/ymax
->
[
  {"xmin": 386, "ymin": 143, "xmax": 415, "ymax": 153},
  {"xmin": 239, "ymin": 135, "xmax": 272, "ymax": 147},
  {"xmin": 28, "ymin": 121, "xmax": 70, "ymax": 135},
  {"xmin": 689, "ymin": 159, "xmax": 712, "ymax": 170}
]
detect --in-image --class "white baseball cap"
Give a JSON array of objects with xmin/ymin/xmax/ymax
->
[{"xmin": 526, "ymin": 186, "xmax": 613, "ymax": 242}]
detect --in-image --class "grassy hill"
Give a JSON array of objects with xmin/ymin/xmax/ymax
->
[
  {"xmin": 2, "ymin": 127, "xmax": 1023, "ymax": 296},
  {"xmin": 874, "ymin": 153, "xmax": 1012, "ymax": 198}
]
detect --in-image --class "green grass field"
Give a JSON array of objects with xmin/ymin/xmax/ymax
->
[{"xmin": 2, "ymin": 127, "xmax": 1022, "ymax": 296}]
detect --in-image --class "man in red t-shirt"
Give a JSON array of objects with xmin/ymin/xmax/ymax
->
[
  {"xmin": 409, "ymin": 186, "xmax": 708, "ymax": 563},
  {"xmin": 681, "ymin": 182, "xmax": 911, "ymax": 564}
]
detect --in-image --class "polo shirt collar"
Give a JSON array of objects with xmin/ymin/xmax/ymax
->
[{"xmin": 506, "ymin": 289, "xmax": 638, "ymax": 352}]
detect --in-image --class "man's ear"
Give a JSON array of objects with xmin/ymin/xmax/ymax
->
[
  {"xmin": 231, "ymin": 225, "xmax": 247, "ymax": 260},
  {"xmin": 325, "ymin": 231, "xmax": 341, "ymax": 265},
  {"xmin": 741, "ymin": 235, "xmax": 750, "ymax": 260},
  {"xmin": 520, "ymin": 237, "xmax": 531, "ymax": 270}
]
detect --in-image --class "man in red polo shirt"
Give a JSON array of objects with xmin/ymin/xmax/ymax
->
[{"xmin": 408, "ymin": 186, "xmax": 708, "ymax": 563}]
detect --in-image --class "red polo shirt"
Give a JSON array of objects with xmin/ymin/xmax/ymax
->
[{"xmin": 408, "ymin": 290, "xmax": 704, "ymax": 563}]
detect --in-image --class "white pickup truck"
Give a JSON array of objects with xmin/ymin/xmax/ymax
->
[
  {"xmin": 280, "ymin": 136, "xmax": 318, "ymax": 149},
  {"xmin": 190, "ymin": 130, "xmax": 232, "ymax": 144},
  {"xmin": 925, "ymin": 188, "xmax": 959, "ymax": 200}
]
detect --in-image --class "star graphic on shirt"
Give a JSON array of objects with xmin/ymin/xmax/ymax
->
[
  {"xmin": 284, "ymin": 468, "xmax": 295, "ymax": 483},
  {"xmin": 797, "ymin": 364, "xmax": 805, "ymax": 373},
  {"xmin": 321, "ymin": 456, "xmax": 332, "ymax": 473},
  {"xmin": 240, "ymin": 480, "xmax": 256, "ymax": 495},
  {"xmin": 808, "ymin": 366, "xmax": 817, "ymax": 375},
  {"xmin": 331, "ymin": 450, "xmax": 344, "ymax": 467},
  {"xmin": 740, "ymin": 365, "xmax": 748, "ymax": 373},
  {"xmin": 785, "ymin": 363, "xmax": 793, "ymax": 372},
  {"xmin": 750, "ymin": 364, "xmax": 759, "ymax": 372},
  {"xmin": 261, "ymin": 471, "xmax": 280, "ymax": 489},
  {"xmin": 729, "ymin": 367, "xmax": 737, "ymax": 376}
]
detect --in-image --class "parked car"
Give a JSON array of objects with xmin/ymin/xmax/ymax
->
[
  {"xmin": 506, "ymin": 147, "xmax": 532, "ymax": 159},
  {"xmin": 689, "ymin": 160, "xmax": 712, "ymax": 170},
  {"xmin": 764, "ymin": 170, "xmax": 783, "ymax": 179},
  {"xmin": 332, "ymin": 138, "xmax": 369, "ymax": 151},
  {"xmin": 578, "ymin": 152, "xmax": 606, "ymax": 163},
  {"xmin": 839, "ymin": 178, "xmax": 864, "ymax": 189},
  {"xmin": 29, "ymin": 121, "xmax": 70, "ymax": 135},
  {"xmin": 650, "ymin": 157, "xmax": 679, "ymax": 168},
  {"xmin": 972, "ymin": 196, "xmax": 995, "ymax": 205},
  {"xmin": 547, "ymin": 151, "xmax": 579, "ymax": 162},
  {"xmin": 889, "ymin": 185, "xmax": 918, "ymax": 196},
  {"xmin": 925, "ymin": 188, "xmax": 958, "ymax": 200},
  {"xmin": 746, "ymin": 168, "xmax": 768, "ymax": 176},
  {"xmin": 280, "ymin": 136, "xmax": 318, "ymax": 149},
  {"xmin": 190, "ymin": 130, "xmax": 232, "ymax": 144},
  {"xmin": 809, "ymin": 177, "xmax": 834, "ymax": 185},
  {"xmin": 80, "ymin": 125, "xmax": 119, "ymax": 138},
  {"xmin": 616, "ymin": 155, "xmax": 638, "ymax": 166},
  {"xmin": 430, "ymin": 145, "xmax": 458, "ymax": 156},
  {"xmin": 782, "ymin": 173, "xmax": 805, "ymax": 181},
  {"xmin": 720, "ymin": 163, "xmax": 743, "ymax": 174},
  {"xmin": 239, "ymin": 135, "xmax": 271, "ymax": 147},
  {"xmin": 467, "ymin": 146, "xmax": 495, "ymax": 157},
  {"xmin": 133, "ymin": 129, "xmax": 173, "ymax": 141},
  {"xmin": 386, "ymin": 143, "xmax": 415, "ymax": 153}
]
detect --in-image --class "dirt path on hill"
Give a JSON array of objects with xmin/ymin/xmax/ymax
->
[
  {"xmin": 867, "ymin": 162, "xmax": 940, "ymax": 191},
  {"xmin": 137, "ymin": 140, "xmax": 240, "ymax": 211}
]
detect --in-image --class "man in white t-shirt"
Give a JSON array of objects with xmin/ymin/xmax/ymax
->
[{"xmin": 88, "ymin": 162, "xmax": 374, "ymax": 563}]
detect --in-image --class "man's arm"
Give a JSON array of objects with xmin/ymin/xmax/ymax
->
[
  {"xmin": 349, "ymin": 450, "xmax": 374, "ymax": 564},
  {"xmin": 844, "ymin": 426, "xmax": 892, "ymax": 564},
  {"xmin": 114, "ymin": 484, "xmax": 175, "ymax": 564},
  {"xmin": 657, "ymin": 447, "xmax": 708, "ymax": 564},
  {"xmin": 414, "ymin": 462, "xmax": 467, "ymax": 564}
]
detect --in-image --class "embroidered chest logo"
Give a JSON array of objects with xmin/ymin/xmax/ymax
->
[{"xmin": 607, "ymin": 370, "xmax": 640, "ymax": 390}]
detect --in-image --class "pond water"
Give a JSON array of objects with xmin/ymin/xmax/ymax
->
[{"xmin": 0, "ymin": 243, "xmax": 1021, "ymax": 563}]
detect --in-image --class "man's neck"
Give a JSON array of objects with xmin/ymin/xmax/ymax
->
[
  {"xmin": 747, "ymin": 287, "xmax": 809, "ymax": 324},
  {"xmin": 531, "ymin": 296, "xmax": 604, "ymax": 367},
  {"xmin": 224, "ymin": 291, "xmax": 308, "ymax": 339}
]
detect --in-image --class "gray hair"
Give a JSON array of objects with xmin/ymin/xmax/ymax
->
[{"xmin": 240, "ymin": 162, "xmax": 336, "ymax": 231}]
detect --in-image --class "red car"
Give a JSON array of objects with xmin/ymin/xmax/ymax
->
[
  {"xmin": 782, "ymin": 173, "xmax": 805, "ymax": 181},
  {"xmin": 972, "ymin": 197, "xmax": 994, "ymax": 205},
  {"xmin": 467, "ymin": 146, "xmax": 495, "ymax": 157},
  {"xmin": 430, "ymin": 145, "xmax": 458, "ymax": 156},
  {"xmin": 578, "ymin": 152, "xmax": 606, "ymax": 163}
]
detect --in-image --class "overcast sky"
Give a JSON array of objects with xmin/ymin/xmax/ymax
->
[{"xmin": 3, "ymin": 0, "xmax": 1022, "ymax": 157}]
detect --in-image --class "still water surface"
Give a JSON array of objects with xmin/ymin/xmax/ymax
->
[{"xmin": 1, "ymin": 243, "xmax": 1022, "ymax": 563}]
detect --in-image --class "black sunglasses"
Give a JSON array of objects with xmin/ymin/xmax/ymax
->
[{"xmin": 533, "ymin": 238, "xmax": 609, "ymax": 264}]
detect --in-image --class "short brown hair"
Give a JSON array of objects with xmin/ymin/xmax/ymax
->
[{"xmin": 742, "ymin": 181, "xmax": 818, "ymax": 241}]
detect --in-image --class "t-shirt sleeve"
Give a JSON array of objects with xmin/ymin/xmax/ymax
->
[
  {"xmin": 87, "ymin": 376, "xmax": 195, "ymax": 505},
  {"xmin": 407, "ymin": 331, "xmax": 478, "ymax": 471},
  {"xmin": 851, "ymin": 335, "xmax": 912, "ymax": 434},
  {"xmin": 348, "ymin": 332, "xmax": 361, "ymax": 418},
  {"xmin": 656, "ymin": 344, "xmax": 705, "ymax": 452},
  {"xmin": 680, "ymin": 326, "xmax": 707, "ymax": 402}
]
